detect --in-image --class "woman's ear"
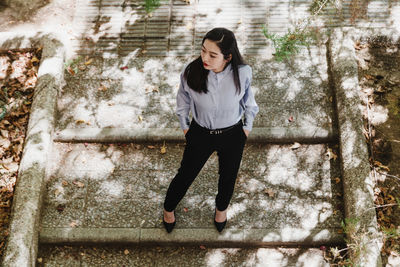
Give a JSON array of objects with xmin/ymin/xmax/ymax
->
[{"xmin": 226, "ymin": 54, "xmax": 232, "ymax": 62}]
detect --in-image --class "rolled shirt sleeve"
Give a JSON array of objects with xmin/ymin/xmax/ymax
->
[
  {"xmin": 176, "ymin": 71, "xmax": 191, "ymax": 130},
  {"xmin": 240, "ymin": 66, "xmax": 259, "ymax": 132}
]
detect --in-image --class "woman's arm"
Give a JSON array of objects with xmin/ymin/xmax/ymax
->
[
  {"xmin": 240, "ymin": 66, "xmax": 259, "ymax": 135},
  {"xmin": 176, "ymin": 71, "xmax": 191, "ymax": 133}
]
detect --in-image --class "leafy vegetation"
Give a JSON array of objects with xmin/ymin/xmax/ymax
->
[
  {"xmin": 144, "ymin": 0, "xmax": 161, "ymax": 14},
  {"xmin": 262, "ymin": 26, "xmax": 315, "ymax": 61}
]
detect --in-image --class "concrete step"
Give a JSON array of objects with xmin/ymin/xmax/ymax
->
[
  {"xmin": 39, "ymin": 142, "xmax": 345, "ymax": 246},
  {"xmin": 56, "ymin": 52, "xmax": 336, "ymax": 142},
  {"xmin": 71, "ymin": 0, "xmax": 395, "ymax": 57},
  {"xmin": 37, "ymin": 244, "xmax": 330, "ymax": 267}
]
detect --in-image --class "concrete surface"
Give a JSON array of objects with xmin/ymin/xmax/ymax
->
[
  {"xmin": 329, "ymin": 27, "xmax": 383, "ymax": 267},
  {"xmin": 37, "ymin": 245, "xmax": 330, "ymax": 267},
  {"xmin": 2, "ymin": 0, "xmax": 399, "ymax": 266},
  {"xmin": 0, "ymin": 32, "xmax": 65, "ymax": 267}
]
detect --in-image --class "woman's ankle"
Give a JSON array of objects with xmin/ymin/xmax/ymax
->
[{"xmin": 163, "ymin": 209, "xmax": 175, "ymax": 222}]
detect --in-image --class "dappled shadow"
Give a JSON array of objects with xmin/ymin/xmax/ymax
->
[
  {"xmin": 41, "ymin": 142, "xmax": 345, "ymax": 254},
  {"xmin": 58, "ymin": 0, "xmax": 398, "ymax": 134},
  {"xmin": 37, "ymin": 243, "xmax": 334, "ymax": 266}
]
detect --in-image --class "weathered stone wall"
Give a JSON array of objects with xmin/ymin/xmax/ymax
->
[{"xmin": 4, "ymin": 0, "xmax": 49, "ymax": 19}]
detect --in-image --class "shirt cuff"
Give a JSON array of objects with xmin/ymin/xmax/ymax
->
[
  {"xmin": 178, "ymin": 115, "xmax": 190, "ymax": 130},
  {"xmin": 243, "ymin": 117, "xmax": 254, "ymax": 132},
  {"xmin": 243, "ymin": 125, "xmax": 252, "ymax": 132}
]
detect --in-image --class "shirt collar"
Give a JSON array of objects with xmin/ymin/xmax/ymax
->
[{"xmin": 210, "ymin": 63, "xmax": 232, "ymax": 79}]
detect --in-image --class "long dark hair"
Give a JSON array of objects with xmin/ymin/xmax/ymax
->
[{"xmin": 184, "ymin": 28, "xmax": 246, "ymax": 94}]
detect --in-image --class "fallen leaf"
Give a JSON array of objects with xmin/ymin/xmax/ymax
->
[
  {"xmin": 354, "ymin": 41, "xmax": 363, "ymax": 50},
  {"xmin": 67, "ymin": 66, "xmax": 75, "ymax": 75},
  {"xmin": 374, "ymin": 161, "xmax": 390, "ymax": 171},
  {"xmin": 374, "ymin": 85, "xmax": 385, "ymax": 94},
  {"xmin": 124, "ymin": 249, "xmax": 129, "ymax": 255},
  {"xmin": 263, "ymin": 188, "xmax": 275, "ymax": 198},
  {"xmin": 183, "ymin": 207, "xmax": 188, "ymax": 212},
  {"xmin": 31, "ymin": 56, "xmax": 40, "ymax": 64},
  {"xmin": 56, "ymin": 204, "xmax": 65, "ymax": 213},
  {"xmin": 69, "ymin": 221, "xmax": 78, "ymax": 227},
  {"xmin": 84, "ymin": 58, "xmax": 93, "ymax": 65},
  {"xmin": 334, "ymin": 177, "xmax": 341, "ymax": 184},
  {"xmin": 2, "ymin": 162, "xmax": 18, "ymax": 172},
  {"xmin": 329, "ymin": 96, "xmax": 333, "ymax": 102},
  {"xmin": 290, "ymin": 142, "xmax": 301, "ymax": 150},
  {"xmin": 326, "ymin": 148, "xmax": 337, "ymax": 161},
  {"xmin": 62, "ymin": 180, "xmax": 69, "ymax": 186},
  {"xmin": 120, "ymin": 66, "xmax": 128, "ymax": 70},
  {"xmin": 37, "ymin": 258, "xmax": 43, "ymax": 263},
  {"xmin": 199, "ymin": 245, "xmax": 206, "ymax": 250},
  {"xmin": 108, "ymin": 101, "xmax": 115, "ymax": 106},
  {"xmin": 73, "ymin": 181, "xmax": 85, "ymax": 188},
  {"xmin": 0, "ymin": 138, "xmax": 11, "ymax": 149},
  {"xmin": 0, "ymin": 130, "xmax": 8, "ymax": 138},
  {"xmin": 147, "ymin": 145, "xmax": 155, "ymax": 149},
  {"xmin": 138, "ymin": 115, "xmax": 143, "ymax": 122},
  {"xmin": 75, "ymin": 119, "xmax": 85, "ymax": 124},
  {"xmin": 160, "ymin": 142, "xmax": 167, "ymax": 154},
  {"xmin": 54, "ymin": 188, "xmax": 61, "ymax": 197},
  {"xmin": 98, "ymin": 84, "xmax": 108, "ymax": 91},
  {"xmin": 365, "ymin": 74, "xmax": 374, "ymax": 80}
]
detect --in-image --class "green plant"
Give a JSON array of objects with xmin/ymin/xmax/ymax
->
[
  {"xmin": 341, "ymin": 217, "xmax": 360, "ymax": 240},
  {"xmin": 382, "ymin": 226, "xmax": 400, "ymax": 239},
  {"xmin": 64, "ymin": 56, "xmax": 82, "ymax": 74},
  {"xmin": 0, "ymin": 87, "xmax": 8, "ymax": 120},
  {"xmin": 262, "ymin": 0, "xmax": 334, "ymax": 61},
  {"xmin": 309, "ymin": 0, "xmax": 335, "ymax": 14},
  {"xmin": 262, "ymin": 26, "xmax": 314, "ymax": 61},
  {"xmin": 144, "ymin": 0, "xmax": 160, "ymax": 14}
]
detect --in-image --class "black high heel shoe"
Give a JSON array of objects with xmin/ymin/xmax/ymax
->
[
  {"xmin": 163, "ymin": 210, "xmax": 176, "ymax": 233},
  {"xmin": 214, "ymin": 208, "xmax": 227, "ymax": 233}
]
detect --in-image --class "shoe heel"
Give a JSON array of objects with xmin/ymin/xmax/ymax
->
[
  {"xmin": 214, "ymin": 208, "xmax": 227, "ymax": 233},
  {"xmin": 163, "ymin": 210, "xmax": 176, "ymax": 233}
]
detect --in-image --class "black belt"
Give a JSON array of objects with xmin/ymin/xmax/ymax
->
[{"xmin": 192, "ymin": 120, "xmax": 242, "ymax": 135}]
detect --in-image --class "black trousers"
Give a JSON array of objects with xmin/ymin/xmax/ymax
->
[{"xmin": 163, "ymin": 120, "xmax": 247, "ymax": 212}]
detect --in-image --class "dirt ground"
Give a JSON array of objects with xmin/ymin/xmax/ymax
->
[{"xmin": 355, "ymin": 37, "xmax": 400, "ymax": 265}]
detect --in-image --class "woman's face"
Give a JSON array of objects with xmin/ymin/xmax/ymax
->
[{"xmin": 201, "ymin": 39, "xmax": 230, "ymax": 73}]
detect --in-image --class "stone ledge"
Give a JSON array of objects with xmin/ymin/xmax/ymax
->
[
  {"xmin": 40, "ymin": 227, "xmax": 345, "ymax": 246},
  {"xmin": 54, "ymin": 126, "xmax": 338, "ymax": 143},
  {"xmin": 0, "ymin": 32, "xmax": 65, "ymax": 267},
  {"xmin": 329, "ymin": 27, "xmax": 383, "ymax": 267}
]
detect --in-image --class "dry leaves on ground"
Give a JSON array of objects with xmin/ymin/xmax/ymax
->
[{"xmin": 0, "ymin": 48, "xmax": 41, "ymax": 259}]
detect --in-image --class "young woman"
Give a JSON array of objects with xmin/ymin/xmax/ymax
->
[{"xmin": 162, "ymin": 27, "xmax": 259, "ymax": 233}]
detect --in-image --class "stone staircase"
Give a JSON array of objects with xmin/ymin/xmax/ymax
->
[
  {"xmin": 4, "ymin": 0, "xmax": 392, "ymax": 265},
  {"xmin": 36, "ymin": 49, "xmax": 344, "ymax": 266}
]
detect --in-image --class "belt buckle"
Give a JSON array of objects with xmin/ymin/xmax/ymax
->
[{"xmin": 210, "ymin": 130, "xmax": 222, "ymax": 135}]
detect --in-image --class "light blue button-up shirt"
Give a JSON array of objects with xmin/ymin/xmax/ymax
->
[{"xmin": 176, "ymin": 63, "xmax": 259, "ymax": 131}]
